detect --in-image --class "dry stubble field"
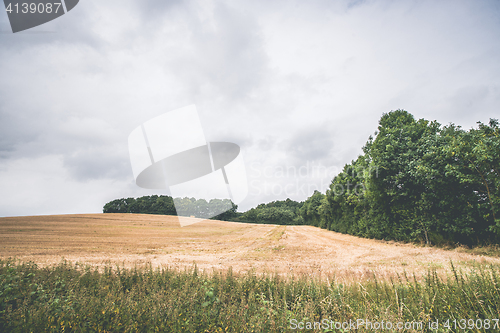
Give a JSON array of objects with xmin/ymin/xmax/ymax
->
[{"xmin": 1, "ymin": 213, "xmax": 497, "ymax": 281}]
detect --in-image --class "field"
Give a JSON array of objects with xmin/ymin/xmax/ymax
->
[
  {"xmin": 1, "ymin": 213, "xmax": 498, "ymax": 280},
  {"xmin": 2, "ymin": 214, "xmax": 500, "ymax": 332}
]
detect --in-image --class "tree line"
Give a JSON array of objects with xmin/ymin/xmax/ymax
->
[
  {"xmin": 299, "ymin": 110, "xmax": 499, "ymax": 245},
  {"xmin": 104, "ymin": 110, "xmax": 499, "ymax": 245},
  {"xmin": 235, "ymin": 198, "xmax": 304, "ymax": 225},
  {"xmin": 103, "ymin": 196, "xmax": 238, "ymax": 221}
]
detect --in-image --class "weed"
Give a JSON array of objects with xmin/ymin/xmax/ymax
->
[{"xmin": 0, "ymin": 259, "xmax": 498, "ymax": 332}]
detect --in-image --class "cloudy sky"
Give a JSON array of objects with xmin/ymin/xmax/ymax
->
[{"xmin": 1, "ymin": 0, "xmax": 499, "ymax": 216}]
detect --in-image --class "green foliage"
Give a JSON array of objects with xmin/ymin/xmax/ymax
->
[
  {"xmin": 103, "ymin": 195, "xmax": 176, "ymax": 215},
  {"xmin": 299, "ymin": 190, "xmax": 325, "ymax": 227},
  {"xmin": 445, "ymin": 119, "xmax": 500, "ymax": 235},
  {"xmin": 307, "ymin": 110, "xmax": 500, "ymax": 245},
  {"xmin": 173, "ymin": 197, "xmax": 237, "ymax": 220},
  {"xmin": 102, "ymin": 198, "xmax": 137, "ymax": 214},
  {"xmin": 103, "ymin": 196, "xmax": 238, "ymax": 221},
  {"xmin": 209, "ymin": 200, "xmax": 239, "ymax": 221},
  {"xmin": 237, "ymin": 199, "xmax": 304, "ymax": 225},
  {"xmin": 1, "ymin": 259, "xmax": 499, "ymax": 332}
]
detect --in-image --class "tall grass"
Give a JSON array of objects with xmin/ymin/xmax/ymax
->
[{"xmin": 0, "ymin": 260, "xmax": 499, "ymax": 332}]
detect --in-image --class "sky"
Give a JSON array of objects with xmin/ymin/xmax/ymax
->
[{"xmin": 0, "ymin": 0, "xmax": 499, "ymax": 216}]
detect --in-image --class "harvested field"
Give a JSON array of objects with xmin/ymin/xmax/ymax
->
[{"xmin": 0, "ymin": 213, "xmax": 497, "ymax": 281}]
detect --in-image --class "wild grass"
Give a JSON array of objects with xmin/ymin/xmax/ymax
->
[
  {"xmin": 455, "ymin": 244, "xmax": 500, "ymax": 258},
  {"xmin": 0, "ymin": 259, "xmax": 499, "ymax": 332}
]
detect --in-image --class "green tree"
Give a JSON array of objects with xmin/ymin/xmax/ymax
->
[
  {"xmin": 300, "ymin": 190, "xmax": 325, "ymax": 227},
  {"xmin": 445, "ymin": 119, "xmax": 500, "ymax": 237}
]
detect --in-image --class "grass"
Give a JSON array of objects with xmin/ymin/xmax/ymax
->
[
  {"xmin": 455, "ymin": 244, "xmax": 500, "ymax": 258},
  {"xmin": 1, "ymin": 260, "xmax": 500, "ymax": 332},
  {"xmin": 413, "ymin": 237, "xmax": 500, "ymax": 258}
]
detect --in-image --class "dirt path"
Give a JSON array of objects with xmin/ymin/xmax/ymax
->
[{"xmin": 0, "ymin": 214, "xmax": 497, "ymax": 281}]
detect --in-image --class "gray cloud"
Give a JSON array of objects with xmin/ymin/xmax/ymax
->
[
  {"xmin": 285, "ymin": 126, "xmax": 335, "ymax": 163},
  {"xmin": 1, "ymin": 0, "xmax": 500, "ymax": 216},
  {"xmin": 166, "ymin": 2, "xmax": 269, "ymax": 103},
  {"xmin": 63, "ymin": 147, "xmax": 130, "ymax": 181}
]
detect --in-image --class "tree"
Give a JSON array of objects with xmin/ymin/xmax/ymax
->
[
  {"xmin": 300, "ymin": 190, "xmax": 325, "ymax": 227},
  {"xmin": 446, "ymin": 119, "xmax": 500, "ymax": 237},
  {"xmin": 318, "ymin": 110, "xmax": 499, "ymax": 245}
]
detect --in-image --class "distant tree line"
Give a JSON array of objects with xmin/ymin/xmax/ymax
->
[
  {"xmin": 235, "ymin": 198, "xmax": 304, "ymax": 225},
  {"xmin": 103, "ymin": 196, "xmax": 238, "ymax": 221},
  {"xmin": 103, "ymin": 196, "xmax": 305, "ymax": 225}
]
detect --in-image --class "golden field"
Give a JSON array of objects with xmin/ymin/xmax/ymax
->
[{"xmin": 1, "ymin": 213, "xmax": 497, "ymax": 280}]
